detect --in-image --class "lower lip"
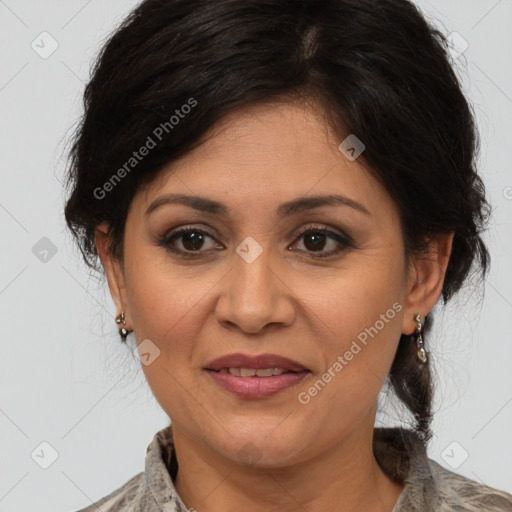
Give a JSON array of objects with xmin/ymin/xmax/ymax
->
[{"xmin": 206, "ymin": 370, "xmax": 310, "ymax": 399}]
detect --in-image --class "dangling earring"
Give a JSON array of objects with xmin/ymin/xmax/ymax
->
[
  {"xmin": 116, "ymin": 312, "xmax": 129, "ymax": 342},
  {"xmin": 414, "ymin": 313, "xmax": 428, "ymax": 363}
]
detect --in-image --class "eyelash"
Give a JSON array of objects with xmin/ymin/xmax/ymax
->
[{"xmin": 157, "ymin": 224, "xmax": 353, "ymax": 260}]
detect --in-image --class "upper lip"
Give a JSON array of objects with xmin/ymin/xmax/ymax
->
[{"xmin": 205, "ymin": 353, "xmax": 309, "ymax": 372}]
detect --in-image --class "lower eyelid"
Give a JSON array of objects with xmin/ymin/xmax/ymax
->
[
  {"xmin": 164, "ymin": 230, "xmax": 219, "ymax": 251},
  {"xmin": 159, "ymin": 227, "xmax": 352, "ymax": 257},
  {"xmin": 290, "ymin": 232, "xmax": 352, "ymax": 257}
]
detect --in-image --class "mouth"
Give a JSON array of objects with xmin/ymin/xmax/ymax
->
[
  {"xmin": 210, "ymin": 367, "xmax": 302, "ymax": 377},
  {"xmin": 204, "ymin": 353, "xmax": 311, "ymax": 399}
]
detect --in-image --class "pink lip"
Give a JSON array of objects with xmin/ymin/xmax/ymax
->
[
  {"xmin": 206, "ymin": 370, "xmax": 310, "ymax": 399},
  {"xmin": 205, "ymin": 352, "xmax": 308, "ymax": 372},
  {"xmin": 204, "ymin": 352, "xmax": 310, "ymax": 399}
]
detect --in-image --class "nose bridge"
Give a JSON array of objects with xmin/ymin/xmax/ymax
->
[
  {"xmin": 215, "ymin": 235, "xmax": 294, "ymax": 332},
  {"xmin": 232, "ymin": 235, "xmax": 276, "ymax": 304}
]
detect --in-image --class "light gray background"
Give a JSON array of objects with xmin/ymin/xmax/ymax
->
[{"xmin": 1, "ymin": 1, "xmax": 511, "ymax": 510}]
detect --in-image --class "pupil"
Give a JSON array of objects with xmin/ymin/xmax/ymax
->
[
  {"xmin": 182, "ymin": 231, "xmax": 204, "ymax": 250},
  {"xmin": 179, "ymin": 231, "xmax": 327, "ymax": 252},
  {"xmin": 304, "ymin": 233, "xmax": 325, "ymax": 252}
]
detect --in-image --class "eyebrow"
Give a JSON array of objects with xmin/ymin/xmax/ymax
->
[{"xmin": 144, "ymin": 193, "xmax": 370, "ymax": 217}]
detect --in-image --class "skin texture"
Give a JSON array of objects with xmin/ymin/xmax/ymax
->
[{"xmin": 95, "ymin": 100, "xmax": 453, "ymax": 512}]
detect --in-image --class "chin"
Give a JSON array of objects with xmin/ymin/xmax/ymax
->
[{"xmin": 209, "ymin": 423, "xmax": 307, "ymax": 468}]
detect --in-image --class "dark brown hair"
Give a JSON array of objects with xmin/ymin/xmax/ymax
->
[{"xmin": 64, "ymin": 0, "xmax": 490, "ymax": 445}]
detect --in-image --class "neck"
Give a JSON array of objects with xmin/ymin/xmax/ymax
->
[{"xmin": 172, "ymin": 418, "xmax": 404, "ymax": 512}]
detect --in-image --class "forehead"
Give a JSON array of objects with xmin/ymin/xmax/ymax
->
[
  {"xmin": 186, "ymin": 100, "xmax": 336, "ymax": 166},
  {"xmin": 134, "ymin": 101, "xmax": 393, "ymax": 220}
]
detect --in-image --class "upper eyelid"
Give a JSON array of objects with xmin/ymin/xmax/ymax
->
[
  {"xmin": 159, "ymin": 224, "xmax": 353, "ymax": 261},
  {"xmin": 163, "ymin": 223, "xmax": 349, "ymax": 247},
  {"xmin": 294, "ymin": 224, "xmax": 351, "ymax": 240}
]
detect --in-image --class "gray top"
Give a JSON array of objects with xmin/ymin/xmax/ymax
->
[{"xmin": 75, "ymin": 424, "xmax": 512, "ymax": 511}]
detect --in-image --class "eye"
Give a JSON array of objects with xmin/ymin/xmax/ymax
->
[
  {"xmin": 158, "ymin": 226, "xmax": 222, "ymax": 257},
  {"xmin": 290, "ymin": 225, "xmax": 353, "ymax": 258},
  {"xmin": 157, "ymin": 223, "xmax": 353, "ymax": 259}
]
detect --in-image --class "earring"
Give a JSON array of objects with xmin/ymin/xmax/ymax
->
[
  {"xmin": 116, "ymin": 312, "xmax": 129, "ymax": 342},
  {"xmin": 414, "ymin": 313, "xmax": 428, "ymax": 364}
]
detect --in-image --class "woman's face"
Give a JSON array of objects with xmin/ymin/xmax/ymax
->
[{"xmin": 99, "ymin": 101, "xmax": 444, "ymax": 467}]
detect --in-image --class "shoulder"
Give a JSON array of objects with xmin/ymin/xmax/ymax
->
[
  {"xmin": 73, "ymin": 472, "xmax": 146, "ymax": 512},
  {"xmin": 426, "ymin": 458, "xmax": 512, "ymax": 512},
  {"xmin": 373, "ymin": 427, "xmax": 512, "ymax": 512},
  {"xmin": 72, "ymin": 424, "xmax": 186, "ymax": 512}
]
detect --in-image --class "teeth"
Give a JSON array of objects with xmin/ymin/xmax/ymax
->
[
  {"xmin": 217, "ymin": 367, "xmax": 288, "ymax": 377},
  {"xmin": 254, "ymin": 368, "xmax": 283, "ymax": 377}
]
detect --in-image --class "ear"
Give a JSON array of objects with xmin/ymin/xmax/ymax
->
[
  {"xmin": 95, "ymin": 222, "xmax": 131, "ymax": 328},
  {"xmin": 401, "ymin": 232, "xmax": 454, "ymax": 335}
]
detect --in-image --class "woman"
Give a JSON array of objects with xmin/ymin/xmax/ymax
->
[{"xmin": 64, "ymin": 0, "xmax": 512, "ymax": 510}]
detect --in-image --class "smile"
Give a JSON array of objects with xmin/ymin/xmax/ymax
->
[{"xmin": 216, "ymin": 367, "xmax": 295, "ymax": 377}]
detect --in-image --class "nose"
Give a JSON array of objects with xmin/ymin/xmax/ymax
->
[{"xmin": 214, "ymin": 242, "xmax": 296, "ymax": 334}]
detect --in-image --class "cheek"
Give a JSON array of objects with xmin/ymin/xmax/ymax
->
[
  {"xmin": 126, "ymin": 265, "xmax": 206, "ymax": 351},
  {"xmin": 295, "ymin": 273, "xmax": 404, "ymax": 434},
  {"xmin": 123, "ymin": 231, "xmax": 199, "ymax": 332},
  {"xmin": 307, "ymin": 251, "xmax": 404, "ymax": 334},
  {"xmin": 122, "ymin": 252, "xmax": 212, "ymax": 416},
  {"xmin": 301, "ymin": 254, "xmax": 406, "ymax": 387},
  {"xmin": 121, "ymin": 245, "xmax": 202, "ymax": 387}
]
